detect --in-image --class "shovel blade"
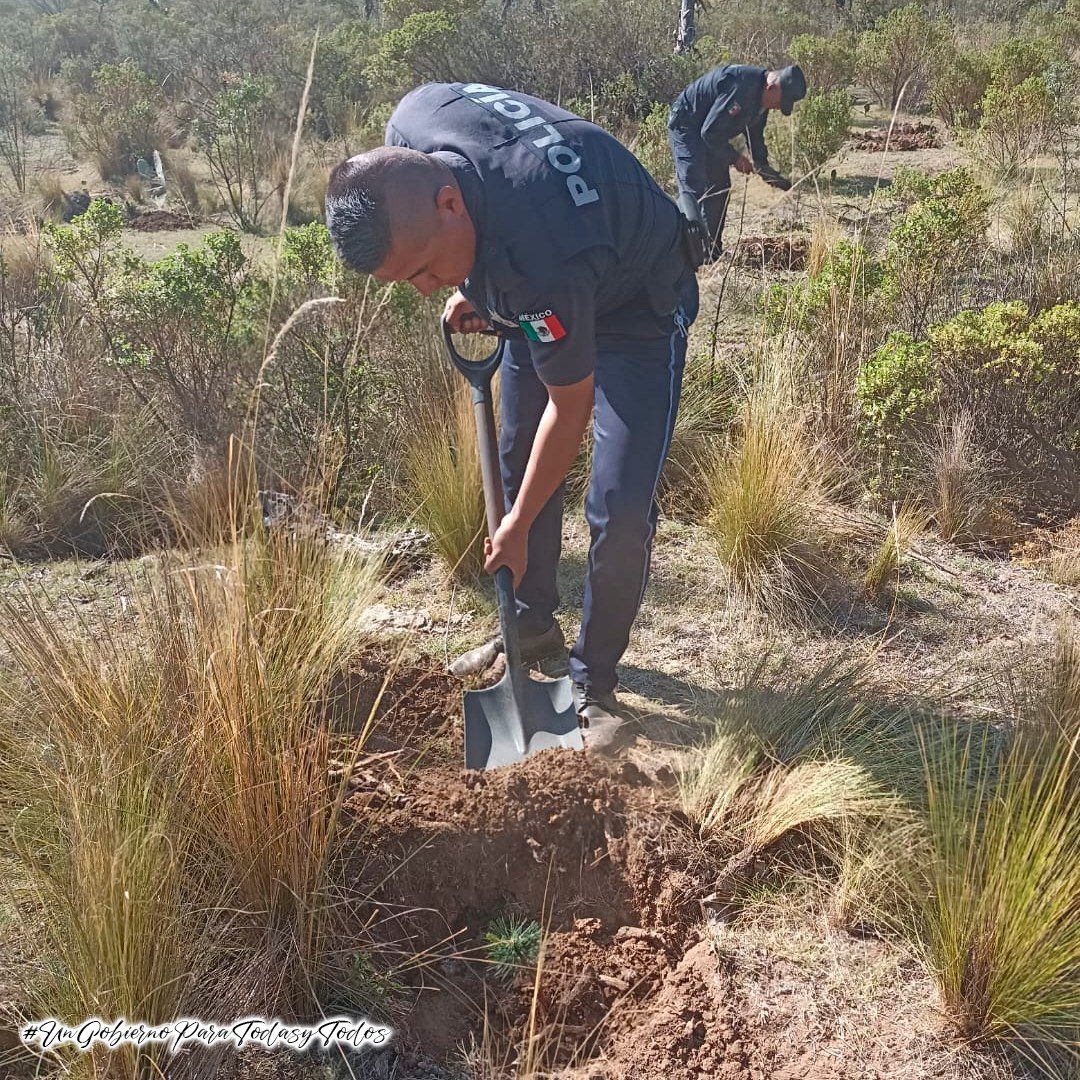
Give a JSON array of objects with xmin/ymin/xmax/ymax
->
[{"xmin": 463, "ymin": 670, "xmax": 583, "ymax": 770}]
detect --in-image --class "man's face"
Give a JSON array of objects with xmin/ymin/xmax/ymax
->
[{"xmin": 372, "ymin": 184, "xmax": 476, "ymax": 297}]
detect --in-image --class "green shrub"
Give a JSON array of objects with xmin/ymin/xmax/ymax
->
[
  {"xmin": 632, "ymin": 101, "xmax": 675, "ymax": 192},
  {"xmin": 68, "ymin": 60, "xmax": 165, "ymax": 179},
  {"xmin": 788, "ymin": 33, "xmax": 858, "ymax": 93},
  {"xmin": 929, "ymin": 46, "xmax": 991, "ymax": 130},
  {"xmin": 987, "ymin": 36, "xmax": 1063, "ymax": 90},
  {"xmin": 856, "ymin": 332, "xmax": 937, "ymax": 449},
  {"xmin": 195, "ymin": 76, "xmax": 286, "ymax": 233},
  {"xmin": 857, "ymin": 301, "xmax": 1080, "ymax": 506},
  {"xmin": 884, "ymin": 167, "xmax": 991, "ymax": 334},
  {"xmin": 857, "ymin": 4, "xmax": 952, "ymax": 110},
  {"xmin": 975, "ymin": 74, "xmax": 1054, "ymax": 176},
  {"xmin": 765, "ymin": 240, "xmax": 885, "ymax": 337},
  {"xmin": 364, "ymin": 10, "xmax": 457, "ymax": 95},
  {"xmin": 766, "ymin": 88, "xmax": 852, "ymax": 180}
]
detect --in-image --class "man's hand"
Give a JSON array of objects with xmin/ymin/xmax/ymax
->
[
  {"xmin": 734, "ymin": 154, "xmax": 754, "ymax": 176},
  {"xmin": 443, "ymin": 289, "xmax": 490, "ymax": 334},
  {"xmin": 484, "ymin": 516, "xmax": 529, "ymax": 587}
]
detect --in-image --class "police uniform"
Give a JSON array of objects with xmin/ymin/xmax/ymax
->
[
  {"xmin": 386, "ymin": 82, "xmax": 699, "ymax": 696},
  {"xmin": 667, "ymin": 64, "xmax": 774, "ymax": 254}
]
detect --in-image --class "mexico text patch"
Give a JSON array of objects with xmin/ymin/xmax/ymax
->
[{"xmin": 518, "ymin": 309, "xmax": 567, "ymax": 343}]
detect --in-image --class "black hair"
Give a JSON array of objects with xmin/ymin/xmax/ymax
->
[{"xmin": 325, "ymin": 158, "xmax": 392, "ymax": 274}]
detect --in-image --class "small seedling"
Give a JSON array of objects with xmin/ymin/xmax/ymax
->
[{"xmin": 483, "ymin": 915, "xmax": 541, "ymax": 983}]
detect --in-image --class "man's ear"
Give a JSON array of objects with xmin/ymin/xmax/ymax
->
[{"xmin": 435, "ymin": 184, "xmax": 464, "ymax": 218}]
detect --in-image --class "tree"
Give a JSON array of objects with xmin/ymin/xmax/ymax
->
[
  {"xmin": 196, "ymin": 76, "xmax": 284, "ymax": 233},
  {"xmin": 675, "ymin": 0, "xmax": 696, "ymax": 55},
  {"xmin": 0, "ymin": 47, "xmax": 40, "ymax": 193},
  {"xmin": 857, "ymin": 5, "xmax": 952, "ymax": 110},
  {"xmin": 789, "ymin": 33, "xmax": 858, "ymax": 93}
]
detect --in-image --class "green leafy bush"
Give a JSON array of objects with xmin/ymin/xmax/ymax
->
[
  {"xmin": 857, "ymin": 4, "xmax": 952, "ymax": 110},
  {"xmin": 788, "ymin": 33, "xmax": 858, "ymax": 93},
  {"xmin": 632, "ymin": 101, "xmax": 675, "ymax": 192},
  {"xmin": 766, "ymin": 240, "xmax": 885, "ymax": 337},
  {"xmin": 195, "ymin": 76, "xmax": 285, "ymax": 233},
  {"xmin": 929, "ymin": 46, "xmax": 991, "ymax": 130},
  {"xmin": 975, "ymin": 75, "xmax": 1054, "ymax": 176},
  {"xmin": 68, "ymin": 60, "xmax": 165, "ymax": 179},
  {"xmin": 884, "ymin": 167, "xmax": 991, "ymax": 334},
  {"xmin": 857, "ymin": 301, "xmax": 1080, "ymax": 506},
  {"xmin": 766, "ymin": 89, "xmax": 852, "ymax": 179},
  {"xmin": 364, "ymin": 10, "xmax": 457, "ymax": 95}
]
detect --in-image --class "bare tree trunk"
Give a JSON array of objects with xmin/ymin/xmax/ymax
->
[{"xmin": 674, "ymin": 0, "xmax": 696, "ymax": 54}]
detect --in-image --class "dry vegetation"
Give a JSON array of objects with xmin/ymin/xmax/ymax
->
[{"xmin": 1, "ymin": 0, "xmax": 1079, "ymax": 1077}]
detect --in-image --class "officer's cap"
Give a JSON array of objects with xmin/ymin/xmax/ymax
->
[{"xmin": 777, "ymin": 65, "xmax": 807, "ymax": 115}]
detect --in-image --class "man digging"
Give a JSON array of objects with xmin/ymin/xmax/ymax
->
[
  {"xmin": 325, "ymin": 82, "xmax": 699, "ymax": 752},
  {"xmin": 668, "ymin": 63, "xmax": 807, "ymax": 261}
]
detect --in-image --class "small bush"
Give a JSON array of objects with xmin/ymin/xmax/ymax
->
[
  {"xmin": 929, "ymin": 46, "xmax": 992, "ymax": 130},
  {"xmin": 632, "ymin": 101, "xmax": 676, "ymax": 192},
  {"xmin": 68, "ymin": 60, "xmax": 165, "ymax": 179},
  {"xmin": 857, "ymin": 4, "xmax": 952, "ymax": 110},
  {"xmin": 788, "ymin": 33, "xmax": 858, "ymax": 93},
  {"xmin": 766, "ymin": 89, "xmax": 852, "ymax": 180},
  {"xmin": 195, "ymin": 75, "xmax": 287, "ymax": 233},
  {"xmin": 884, "ymin": 166, "xmax": 992, "ymax": 334},
  {"xmin": 857, "ymin": 300, "xmax": 1080, "ymax": 511},
  {"xmin": 863, "ymin": 503, "xmax": 927, "ymax": 602},
  {"xmin": 975, "ymin": 74, "xmax": 1054, "ymax": 177}
]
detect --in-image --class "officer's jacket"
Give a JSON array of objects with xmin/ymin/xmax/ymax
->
[
  {"xmin": 387, "ymin": 83, "xmax": 693, "ymax": 386},
  {"xmin": 671, "ymin": 64, "xmax": 772, "ymax": 169}
]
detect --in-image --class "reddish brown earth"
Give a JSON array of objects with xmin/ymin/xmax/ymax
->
[
  {"xmin": 128, "ymin": 208, "xmax": 202, "ymax": 231},
  {"xmin": 735, "ymin": 235, "xmax": 809, "ymax": 271},
  {"xmin": 850, "ymin": 122, "xmax": 942, "ymax": 151},
  {"xmin": 308, "ymin": 657, "xmax": 989, "ymax": 1080}
]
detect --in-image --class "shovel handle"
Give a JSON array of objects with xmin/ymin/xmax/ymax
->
[
  {"xmin": 441, "ymin": 318, "xmax": 524, "ymax": 679},
  {"xmin": 441, "ymin": 318, "xmax": 507, "ymax": 538}
]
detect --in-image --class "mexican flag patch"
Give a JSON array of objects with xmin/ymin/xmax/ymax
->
[{"xmin": 518, "ymin": 309, "xmax": 567, "ymax": 343}]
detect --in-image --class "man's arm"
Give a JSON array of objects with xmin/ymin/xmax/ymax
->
[
  {"xmin": 748, "ymin": 112, "xmax": 769, "ymax": 169},
  {"xmin": 483, "ymin": 257, "xmax": 607, "ymax": 583}
]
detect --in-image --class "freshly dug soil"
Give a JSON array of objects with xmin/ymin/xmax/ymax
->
[
  {"xmin": 850, "ymin": 121, "xmax": 941, "ymax": 151},
  {"xmin": 735, "ymin": 235, "xmax": 809, "ymax": 271},
  {"xmin": 128, "ymin": 208, "xmax": 202, "ymax": 231},
  {"xmin": 233, "ymin": 654, "xmax": 1002, "ymax": 1080}
]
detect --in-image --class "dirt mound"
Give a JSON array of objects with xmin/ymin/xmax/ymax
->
[
  {"xmin": 353, "ymin": 753, "xmax": 680, "ymax": 947},
  {"xmin": 327, "ymin": 647, "xmax": 461, "ymax": 761},
  {"xmin": 325, "ymin": 661, "xmax": 983, "ymax": 1080},
  {"xmin": 128, "ymin": 208, "xmax": 202, "ymax": 231},
  {"xmin": 735, "ymin": 235, "xmax": 809, "ymax": 271},
  {"xmin": 507, "ymin": 920, "xmax": 749, "ymax": 1078},
  {"xmin": 851, "ymin": 121, "xmax": 941, "ymax": 151}
]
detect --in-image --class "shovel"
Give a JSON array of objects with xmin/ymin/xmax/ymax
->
[{"xmin": 442, "ymin": 319, "xmax": 583, "ymax": 770}]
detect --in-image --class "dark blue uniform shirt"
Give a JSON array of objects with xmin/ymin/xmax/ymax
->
[
  {"xmin": 386, "ymin": 82, "xmax": 693, "ymax": 386},
  {"xmin": 671, "ymin": 64, "xmax": 772, "ymax": 170}
]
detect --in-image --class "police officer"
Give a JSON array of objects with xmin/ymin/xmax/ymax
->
[
  {"xmin": 325, "ymin": 83, "xmax": 699, "ymax": 752},
  {"xmin": 668, "ymin": 64, "xmax": 807, "ymax": 260}
]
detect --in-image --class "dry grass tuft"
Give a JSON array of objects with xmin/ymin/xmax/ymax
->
[
  {"xmin": 930, "ymin": 411, "xmax": 1002, "ymax": 544},
  {"xmin": 863, "ymin": 502, "xmax": 928, "ymax": 602},
  {"xmin": 702, "ymin": 364, "xmax": 841, "ymax": 614},
  {"xmin": 401, "ymin": 378, "xmax": 486, "ymax": 580},
  {"xmin": 0, "ymin": 506, "xmax": 388, "ymax": 1057}
]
